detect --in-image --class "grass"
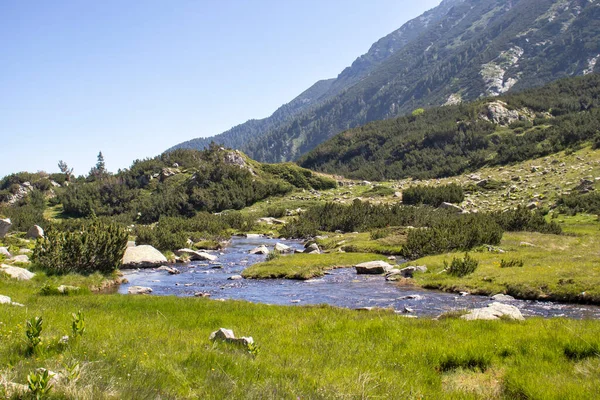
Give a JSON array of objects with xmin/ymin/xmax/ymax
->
[
  {"xmin": 241, "ymin": 253, "xmax": 387, "ymax": 280},
  {"xmin": 1, "ymin": 275, "xmax": 600, "ymax": 399},
  {"xmin": 317, "ymin": 232, "xmax": 406, "ymax": 255},
  {"xmin": 412, "ymin": 214, "xmax": 600, "ymax": 303}
]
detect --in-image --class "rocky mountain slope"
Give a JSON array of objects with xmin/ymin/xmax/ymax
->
[{"xmin": 170, "ymin": 0, "xmax": 600, "ymax": 164}]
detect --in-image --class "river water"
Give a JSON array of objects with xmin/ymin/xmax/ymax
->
[{"xmin": 119, "ymin": 236, "xmax": 600, "ymax": 319}]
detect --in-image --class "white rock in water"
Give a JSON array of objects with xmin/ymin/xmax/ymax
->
[
  {"xmin": 175, "ymin": 248, "xmax": 218, "ymax": 262},
  {"xmin": 0, "ymin": 264, "xmax": 35, "ymax": 280},
  {"xmin": 122, "ymin": 245, "xmax": 167, "ymax": 268},
  {"xmin": 355, "ymin": 261, "xmax": 394, "ymax": 275},
  {"xmin": 249, "ymin": 245, "xmax": 269, "ymax": 255},
  {"xmin": 128, "ymin": 286, "xmax": 153, "ymax": 295},
  {"xmin": 274, "ymin": 242, "xmax": 291, "ymax": 253}
]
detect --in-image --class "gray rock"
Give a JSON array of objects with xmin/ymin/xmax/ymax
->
[
  {"xmin": 0, "ymin": 247, "xmax": 11, "ymax": 258},
  {"xmin": 0, "ymin": 218, "xmax": 11, "ymax": 238},
  {"xmin": 128, "ymin": 286, "xmax": 153, "ymax": 295},
  {"xmin": 249, "ymin": 245, "xmax": 269, "ymax": 255},
  {"xmin": 19, "ymin": 248, "xmax": 32, "ymax": 254},
  {"xmin": 126, "ymin": 241, "xmax": 136, "ymax": 248},
  {"xmin": 355, "ymin": 260, "xmax": 394, "ymax": 275},
  {"xmin": 305, "ymin": 243, "xmax": 320, "ymax": 253},
  {"xmin": 274, "ymin": 242, "xmax": 292, "ymax": 253},
  {"xmin": 491, "ymin": 294, "xmax": 515, "ymax": 302},
  {"xmin": 258, "ymin": 217, "xmax": 286, "ymax": 225},
  {"xmin": 157, "ymin": 265, "xmax": 181, "ymax": 275},
  {"xmin": 245, "ymin": 233, "xmax": 262, "ymax": 238},
  {"xmin": 228, "ymin": 275, "xmax": 243, "ymax": 280},
  {"xmin": 11, "ymin": 254, "xmax": 30, "ymax": 264},
  {"xmin": 26, "ymin": 225, "xmax": 44, "ymax": 239},
  {"xmin": 461, "ymin": 302, "xmax": 524, "ymax": 321},
  {"xmin": 0, "ymin": 264, "xmax": 35, "ymax": 280},
  {"xmin": 122, "ymin": 245, "xmax": 167, "ymax": 268},
  {"xmin": 209, "ymin": 328, "xmax": 254, "ymax": 346},
  {"xmin": 57, "ymin": 285, "xmax": 80, "ymax": 294},
  {"xmin": 175, "ymin": 249, "xmax": 218, "ymax": 262},
  {"xmin": 439, "ymin": 202, "xmax": 464, "ymax": 213},
  {"xmin": 194, "ymin": 292, "xmax": 211, "ymax": 297},
  {"xmin": 0, "ymin": 295, "xmax": 12, "ymax": 304}
]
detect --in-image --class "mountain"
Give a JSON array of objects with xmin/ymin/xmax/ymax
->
[
  {"xmin": 168, "ymin": 0, "xmax": 464, "ymax": 153},
  {"xmin": 171, "ymin": 0, "xmax": 600, "ymax": 163},
  {"xmin": 298, "ymin": 73, "xmax": 600, "ymax": 180}
]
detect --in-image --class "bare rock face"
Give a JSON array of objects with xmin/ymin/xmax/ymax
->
[
  {"xmin": 26, "ymin": 225, "xmax": 45, "ymax": 239},
  {"xmin": 0, "ymin": 218, "xmax": 12, "ymax": 238},
  {"xmin": 355, "ymin": 261, "xmax": 394, "ymax": 275},
  {"xmin": 122, "ymin": 245, "xmax": 167, "ymax": 268},
  {"xmin": 461, "ymin": 302, "xmax": 524, "ymax": 321},
  {"xmin": 0, "ymin": 264, "xmax": 35, "ymax": 280},
  {"xmin": 481, "ymin": 101, "xmax": 520, "ymax": 125}
]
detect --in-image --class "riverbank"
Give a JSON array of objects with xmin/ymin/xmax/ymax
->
[{"xmin": 2, "ymin": 277, "xmax": 600, "ymax": 399}]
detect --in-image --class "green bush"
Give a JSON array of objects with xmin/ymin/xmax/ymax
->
[
  {"xmin": 500, "ymin": 259, "xmax": 524, "ymax": 268},
  {"xmin": 494, "ymin": 206, "xmax": 562, "ymax": 234},
  {"xmin": 445, "ymin": 253, "xmax": 479, "ymax": 277},
  {"xmin": 33, "ymin": 220, "xmax": 128, "ymax": 275},
  {"xmin": 403, "ymin": 184, "xmax": 464, "ymax": 206}
]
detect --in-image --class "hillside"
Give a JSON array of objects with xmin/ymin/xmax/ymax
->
[
  {"xmin": 171, "ymin": 0, "xmax": 600, "ymax": 164},
  {"xmin": 298, "ymin": 74, "xmax": 600, "ymax": 180}
]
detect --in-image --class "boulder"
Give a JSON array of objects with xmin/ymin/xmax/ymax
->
[
  {"xmin": 491, "ymin": 294, "xmax": 515, "ymax": 302},
  {"xmin": 305, "ymin": 243, "xmax": 320, "ymax": 253},
  {"xmin": 0, "ymin": 295, "xmax": 12, "ymax": 304},
  {"xmin": 439, "ymin": 202, "xmax": 464, "ymax": 213},
  {"xmin": 157, "ymin": 265, "xmax": 181, "ymax": 275},
  {"xmin": 274, "ymin": 242, "xmax": 292, "ymax": 253},
  {"xmin": 0, "ymin": 264, "xmax": 35, "ymax": 280},
  {"xmin": 228, "ymin": 275, "xmax": 243, "ymax": 280},
  {"xmin": 258, "ymin": 217, "xmax": 286, "ymax": 225},
  {"xmin": 26, "ymin": 225, "xmax": 44, "ymax": 239},
  {"xmin": 0, "ymin": 218, "xmax": 11, "ymax": 238},
  {"xmin": 122, "ymin": 245, "xmax": 167, "ymax": 268},
  {"xmin": 175, "ymin": 249, "xmax": 218, "ymax": 262},
  {"xmin": 0, "ymin": 247, "xmax": 11, "ymax": 258},
  {"xmin": 194, "ymin": 292, "xmax": 211, "ymax": 297},
  {"xmin": 126, "ymin": 241, "xmax": 136, "ymax": 248},
  {"xmin": 209, "ymin": 328, "xmax": 254, "ymax": 347},
  {"xmin": 461, "ymin": 302, "xmax": 524, "ymax": 321},
  {"xmin": 11, "ymin": 254, "xmax": 30, "ymax": 264},
  {"xmin": 399, "ymin": 267, "xmax": 417, "ymax": 278},
  {"xmin": 249, "ymin": 245, "xmax": 269, "ymax": 255},
  {"xmin": 128, "ymin": 286, "xmax": 153, "ymax": 295},
  {"xmin": 355, "ymin": 260, "xmax": 394, "ymax": 275},
  {"xmin": 245, "ymin": 233, "xmax": 262, "ymax": 239}
]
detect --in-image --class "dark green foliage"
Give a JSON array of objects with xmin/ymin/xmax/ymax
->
[
  {"xmin": 445, "ymin": 253, "xmax": 479, "ymax": 277},
  {"xmin": 33, "ymin": 220, "xmax": 128, "ymax": 275},
  {"xmin": 300, "ymin": 75, "xmax": 600, "ymax": 180},
  {"xmin": 494, "ymin": 206, "xmax": 562, "ymax": 235},
  {"xmin": 564, "ymin": 342, "xmax": 600, "ymax": 361},
  {"xmin": 401, "ymin": 216, "xmax": 503, "ymax": 260},
  {"xmin": 364, "ymin": 186, "xmax": 396, "ymax": 197},
  {"xmin": 0, "ymin": 190, "xmax": 47, "ymax": 232},
  {"xmin": 500, "ymin": 259, "xmax": 524, "ymax": 268},
  {"xmin": 438, "ymin": 352, "xmax": 491, "ymax": 373},
  {"xmin": 260, "ymin": 163, "xmax": 336, "ymax": 190},
  {"xmin": 557, "ymin": 192, "xmax": 600, "ymax": 215},
  {"xmin": 402, "ymin": 184, "xmax": 464, "ymax": 206}
]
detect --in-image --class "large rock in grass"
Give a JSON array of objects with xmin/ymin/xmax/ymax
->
[
  {"xmin": 0, "ymin": 218, "xmax": 11, "ymax": 238},
  {"xmin": 0, "ymin": 264, "xmax": 35, "ymax": 280},
  {"xmin": 128, "ymin": 286, "xmax": 153, "ymax": 295},
  {"xmin": 209, "ymin": 328, "xmax": 254, "ymax": 346},
  {"xmin": 461, "ymin": 302, "xmax": 524, "ymax": 321},
  {"xmin": 355, "ymin": 261, "xmax": 394, "ymax": 275},
  {"xmin": 175, "ymin": 248, "xmax": 218, "ymax": 262},
  {"xmin": 26, "ymin": 225, "xmax": 44, "ymax": 239},
  {"xmin": 249, "ymin": 245, "xmax": 269, "ymax": 255},
  {"xmin": 122, "ymin": 245, "xmax": 167, "ymax": 268},
  {"xmin": 11, "ymin": 254, "xmax": 30, "ymax": 264},
  {"xmin": 439, "ymin": 202, "xmax": 464, "ymax": 213},
  {"xmin": 0, "ymin": 247, "xmax": 11, "ymax": 258}
]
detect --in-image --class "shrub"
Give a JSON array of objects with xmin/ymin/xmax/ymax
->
[
  {"xmin": 445, "ymin": 253, "xmax": 479, "ymax": 277},
  {"xmin": 494, "ymin": 206, "xmax": 562, "ymax": 234},
  {"xmin": 33, "ymin": 220, "xmax": 128, "ymax": 275},
  {"xmin": 364, "ymin": 186, "xmax": 395, "ymax": 197},
  {"xmin": 500, "ymin": 259, "xmax": 524, "ymax": 268},
  {"xmin": 402, "ymin": 184, "xmax": 464, "ymax": 207}
]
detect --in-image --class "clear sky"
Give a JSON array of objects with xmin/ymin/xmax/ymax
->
[{"xmin": 0, "ymin": 0, "xmax": 441, "ymax": 178}]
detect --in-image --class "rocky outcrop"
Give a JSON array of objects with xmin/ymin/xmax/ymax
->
[
  {"xmin": 461, "ymin": 302, "xmax": 524, "ymax": 321},
  {"xmin": 355, "ymin": 261, "xmax": 394, "ymax": 275},
  {"xmin": 122, "ymin": 245, "xmax": 167, "ymax": 268},
  {"xmin": 175, "ymin": 249, "xmax": 218, "ymax": 262},
  {"xmin": 0, "ymin": 264, "xmax": 35, "ymax": 280},
  {"xmin": 128, "ymin": 286, "xmax": 153, "ymax": 295},
  {"xmin": 0, "ymin": 218, "xmax": 11, "ymax": 238},
  {"xmin": 26, "ymin": 225, "xmax": 44, "ymax": 239}
]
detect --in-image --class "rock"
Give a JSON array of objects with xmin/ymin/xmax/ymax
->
[
  {"xmin": 491, "ymin": 294, "xmax": 515, "ymax": 302},
  {"xmin": 228, "ymin": 275, "xmax": 243, "ymax": 280},
  {"xmin": 520, "ymin": 242, "xmax": 535, "ymax": 247},
  {"xmin": 388, "ymin": 256, "xmax": 397, "ymax": 261},
  {"xmin": 527, "ymin": 202, "xmax": 538, "ymax": 210},
  {"xmin": 0, "ymin": 247, "xmax": 11, "ymax": 258},
  {"xmin": 461, "ymin": 302, "xmax": 524, "ymax": 321},
  {"xmin": 57, "ymin": 285, "xmax": 80, "ymax": 294},
  {"xmin": 11, "ymin": 254, "xmax": 30, "ymax": 264},
  {"xmin": 274, "ymin": 242, "xmax": 292, "ymax": 253},
  {"xmin": 26, "ymin": 225, "xmax": 44, "ymax": 239},
  {"xmin": 400, "ymin": 295, "xmax": 423, "ymax": 300},
  {"xmin": 245, "ymin": 233, "xmax": 262, "ymax": 238},
  {"xmin": 0, "ymin": 264, "xmax": 35, "ymax": 280},
  {"xmin": 258, "ymin": 217, "xmax": 286, "ymax": 225},
  {"xmin": 414, "ymin": 265, "xmax": 428, "ymax": 273},
  {"xmin": 157, "ymin": 265, "xmax": 181, "ymax": 275},
  {"xmin": 305, "ymin": 243, "xmax": 320, "ymax": 253},
  {"xmin": 439, "ymin": 202, "xmax": 464, "ymax": 213},
  {"xmin": 194, "ymin": 292, "xmax": 211, "ymax": 297},
  {"xmin": 294, "ymin": 248, "xmax": 305, "ymax": 254},
  {"xmin": 19, "ymin": 248, "xmax": 32, "ymax": 254},
  {"xmin": 0, "ymin": 218, "xmax": 12, "ymax": 238},
  {"xmin": 0, "ymin": 295, "xmax": 12, "ymax": 304},
  {"xmin": 394, "ymin": 192, "xmax": 402, "ymax": 198},
  {"xmin": 122, "ymin": 245, "xmax": 167, "ymax": 268},
  {"xmin": 482, "ymin": 101, "xmax": 521, "ymax": 125},
  {"xmin": 128, "ymin": 286, "xmax": 153, "ymax": 295},
  {"xmin": 355, "ymin": 261, "xmax": 394, "ymax": 275},
  {"xmin": 209, "ymin": 328, "xmax": 254, "ymax": 346},
  {"xmin": 175, "ymin": 249, "xmax": 218, "ymax": 262},
  {"xmin": 249, "ymin": 245, "xmax": 269, "ymax": 255},
  {"xmin": 126, "ymin": 241, "xmax": 136, "ymax": 248}
]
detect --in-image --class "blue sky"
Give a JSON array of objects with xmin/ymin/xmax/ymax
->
[{"xmin": 0, "ymin": 0, "xmax": 441, "ymax": 177}]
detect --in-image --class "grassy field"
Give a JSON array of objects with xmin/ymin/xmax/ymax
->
[
  {"xmin": 1, "ymin": 275, "xmax": 600, "ymax": 399},
  {"xmin": 242, "ymin": 253, "xmax": 387, "ymax": 280},
  {"xmin": 411, "ymin": 214, "xmax": 600, "ymax": 303}
]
